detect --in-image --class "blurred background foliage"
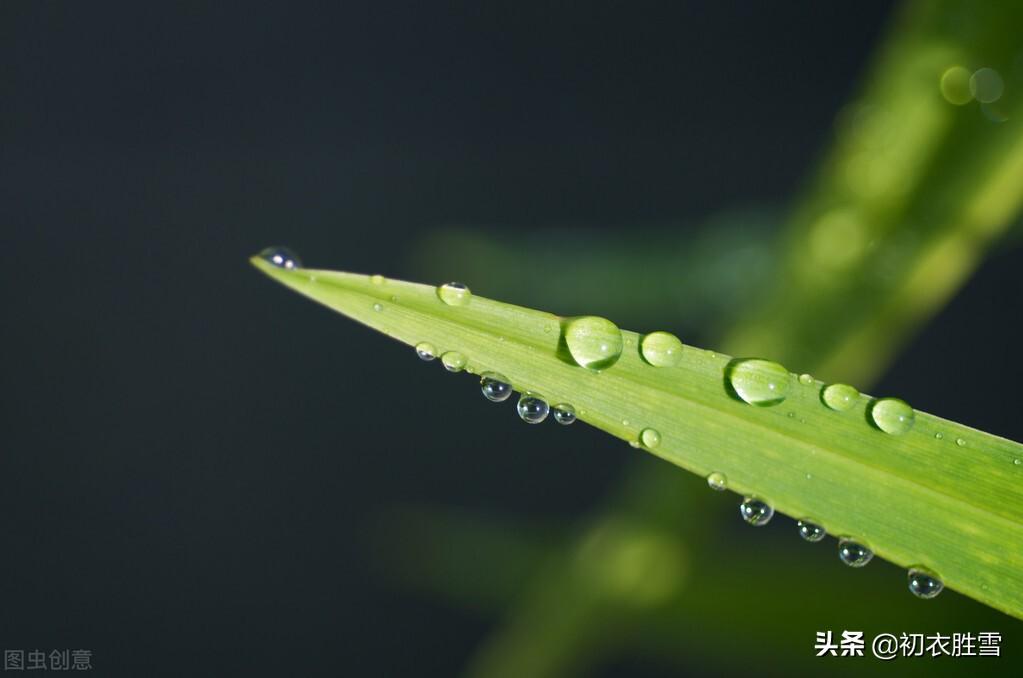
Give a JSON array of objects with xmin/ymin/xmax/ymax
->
[{"xmin": 388, "ymin": 1, "xmax": 1023, "ymax": 675}]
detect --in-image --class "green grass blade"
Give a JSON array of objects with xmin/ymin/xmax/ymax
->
[{"xmin": 251, "ymin": 256, "xmax": 1023, "ymax": 619}]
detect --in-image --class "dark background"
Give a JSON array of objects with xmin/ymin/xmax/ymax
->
[{"xmin": 3, "ymin": 2, "xmax": 1020, "ymax": 676}]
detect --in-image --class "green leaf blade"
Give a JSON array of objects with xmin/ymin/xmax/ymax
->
[{"xmin": 251, "ymin": 256, "xmax": 1023, "ymax": 619}]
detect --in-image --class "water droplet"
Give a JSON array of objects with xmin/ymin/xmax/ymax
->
[
  {"xmin": 870, "ymin": 398, "xmax": 914, "ymax": 435},
  {"xmin": 970, "ymin": 67, "xmax": 1004, "ymax": 103},
  {"xmin": 415, "ymin": 342, "xmax": 437, "ymax": 361},
  {"xmin": 798, "ymin": 373, "xmax": 814, "ymax": 386},
  {"xmin": 797, "ymin": 520, "xmax": 826, "ymax": 542},
  {"xmin": 543, "ymin": 324, "xmax": 552, "ymax": 334},
  {"xmin": 563, "ymin": 316, "xmax": 624, "ymax": 370},
  {"xmin": 956, "ymin": 438, "xmax": 966, "ymax": 447},
  {"xmin": 371, "ymin": 274, "xmax": 385, "ymax": 285},
  {"xmin": 640, "ymin": 331, "xmax": 684, "ymax": 367},
  {"xmin": 739, "ymin": 498, "xmax": 774, "ymax": 526},
  {"xmin": 640, "ymin": 428, "xmax": 661, "ymax": 448},
  {"xmin": 787, "ymin": 411, "xmax": 795, "ymax": 418},
  {"xmin": 480, "ymin": 372, "xmax": 512, "ymax": 402},
  {"xmin": 727, "ymin": 359, "xmax": 791, "ymax": 406},
  {"xmin": 441, "ymin": 351, "xmax": 467, "ymax": 372},
  {"xmin": 621, "ymin": 419, "xmax": 630, "ymax": 427},
  {"xmin": 907, "ymin": 568, "xmax": 944, "ymax": 599},
  {"xmin": 390, "ymin": 295, "xmax": 398, "ymax": 302},
  {"xmin": 517, "ymin": 394, "xmax": 549, "ymax": 424},
  {"xmin": 372, "ymin": 303, "xmax": 383, "ymax": 312},
  {"xmin": 1014, "ymin": 458, "xmax": 1021, "ymax": 466},
  {"xmin": 706, "ymin": 472, "xmax": 727, "ymax": 491},
  {"xmin": 838, "ymin": 539, "xmax": 873, "ymax": 567},
  {"xmin": 437, "ymin": 282, "xmax": 471, "ymax": 306},
  {"xmin": 258, "ymin": 246, "xmax": 301, "ymax": 269},
  {"xmin": 552, "ymin": 403, "xmax": 577, "ymax": 425},
  {"xmin": 935, "ymin": 432, "xmax": 943, "ymax": 440},
  {"xmin": 822, "ymin": 383, "xmax": 859, "ymax": 411}
]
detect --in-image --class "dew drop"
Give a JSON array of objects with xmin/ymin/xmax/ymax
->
[
  {"xmin": 437, "ymin": 282, "xmax": 471, "ymax": 306},
  {"xmin": 441, "ymin": 351, "xmax": 467, "ymax": 372},
  {"xmin": 822, "ymin": 383, "xmax": 859, "ymax": 412},
  {"xmin": 552, "ymin": 404, "xmax": 576, "ymax": 425},
  {"xmin": 869, "ymin": 398, "xmax": 914, "ymax": 435},
  {"xmin": 480, "ymin": 372, "xmax": 512, "ymax": 402},
  {"xmin": 935, "ymin": 432, "xmax": 943, "ymax": 440},
  {"xmin": 640, "ymin": 428, "xmax": 661, "ymax": 448},
  {"xmin": 739, "ymin": 497, "xmax": 774, "ymax": 526},
  {"xmin": 517, "ymin": 394, "xmax": 549, "ymax": 424},
  {"xmin": 640, "ymin": 331, "xmax": 684, "ymax": 367},
  {"xmin": 258, "ymin": 246, "xmax": 301, "ymax": 270},
  {"xmin": 727, "ymin": 359, "xmax": 791, "ymax": 406},
  {"xmin": 372, "ymin": 303, "xmax": 383, "ymax": 312},
  {"xmin": 415, "ymin": 342, "xmax": 437, "ymax": 361},
  {"xmin": 797, "ymin": 520, "xmax": 826, "ymax": 542},
  {"xmin": 798, "ymin": 373, "xmax": 814, "ymax": 386},
  {"xmin": 907, "ymin": 568, "xmax": 944, "ymax": 599},
  {"xmin": 1014, "ymin": 458, "xmax": 1021, "ymax": 466},
  {"xmin": 838, "ymin": 539, "xmax": 873, "ymax": 567},
  {"xmin": 706, "ymin": 472, "xmax": 727, "ymax": 491},
  {"xmin": 956, "ymin": 438, "xmax": 966, "ymax": 447},
  {"xmin": 563, "ymin": 316, "xmax": 624, "ymax": 370},
  {"xmin": 370, "ymin": 274, "xmax": 385, "ymax": 285}
]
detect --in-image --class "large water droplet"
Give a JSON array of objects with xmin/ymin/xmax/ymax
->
[
  {"xmin": 437, "ymin": 282, "xmax": 471, "ymax": 306},
  {"xmin": 480, "ymin": 372, "xmax": 512, "ymax": 402},
  {"xmin": 838, "ymin": 539, "xmax": 873, "ymax": 567},
  {"xmin": 822, "ymin": 383, "xmax": 859, "ymax": 411},
  {"xmin": 441, "ymin": 351, "xmax": 467, "ymax": 372},
  {"xmin": 907, "ymin": 568, "xmax": 944, "ymax": 599},
  {"xmin": 640, "ymin": 428, "xmax": 661, "ymax": 448},
  {"xmin": 870, "ymin": 398, "xmax": 914, "ymax": 435},
  {"xmin": 564, "ymin": 316, "xmax": 624, "ymax": 370},
  {"xmin": 258, "ymin": 246, "xmax": 301, "ymax": 269},
  {"xmin": 552, "ymin": 404, "xmax": 576, "ymax": 425},
  {"xmin": 415, "ymin": 342, "xmax": 437, "ymax": 361},
  {"xmin": 797, "ymin": 520, "xmax": 826, "ymax": 542},
  {"xmin": 706, "ymin": 472, "xmax": 727, "ymax": 491},
  {"xmin": 739, "ymin": 498, "xmax": 774, "ymax": 526},
  {"xmin": 517, "ymin": 394, "xmax": 549, "ymax": 424},
  {"xmin": 640, "ymin": 331, "xmax": 683, "ymax": 367},
  {"xmin": 727, "ymin": 359, "xmax": 791, "ymax": 406}
]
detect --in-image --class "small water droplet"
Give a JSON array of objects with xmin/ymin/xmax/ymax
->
[
  {"xmin": 955, "ymin": 438, "xmax": 966, "ymax": 447},
  {"xmin": 935, "ymin": 432, "xmax": 943, "ymax": 440},
  {"xmin": 564, "ymin": 316, "xmax": 624, "ymax": 370},
  {"xmin": 805, "ymin": 472, "xmax": 812, "ymax": 480},
  {"xmin": 390, "ymin": 295, "xmax": 398, "ymax": 302},
  {"xmin": 727, "ymin": 359, "xmax": 791, "ymax": 406},
  {"xmin": 517, "ymin": 394, "xmax": 549, "ymax": 424},
  {"xmin": 706, "ymin": 472, "xmax": 727, "ymax": 491},
  {"xmin": 628, "ymin": 440, "xmax": 640, "ymax": 448},
  {"xmin": 371, "ymin": 274, "xmax": 385, "ymax": 285},
  {"xmin": 838, "ymin": 539, "xmax": 873, "ymax": 567},
  {"xmin": 821, "ymin": 383, "xmax": 859, "ymax": 412},
  {"xmin": 543, "ymin": 325, "xmax": 552, "ymax": 334},
  {"xmin": 907, "ymin": 568, "xmax": 944, "ymax": 599},
  {"xmin": 787, "ymin": 411, "xmax": 795, "ymax": 418},
  {"xmin": 797, "ymin": 520, "xmax": 826, "ymax": 542},
  {"xmin": 415, "ymin": 342, "xmax": 437, "ymax": 361},
  {"xmin": 870, "ymin": 398, "xmax": 914, "ymax": 435},
  {"xmin": 372, "ymin": 303, "xmax": 383, "ymax": 312},
  {"xmin": 739, "ymin": 498, "xmax": 774, "ymax": 526},
  {"xmin": 1014, "ymin": 458, "xmax": 1021, "ymax": 466},
  {"xmin": 552, "ymin": 404, "xmax": 577, "ymax": 425},
  {"xmin": 640, "ymin": 428, "xmax": 661, "ymax": 448},
  {"xmin": 798, "ymin": 373, "xmax": 814, "ymax": 386},
  {"xmin": 640, "ymin": 331, "xmax": 684, "ymax": 367},
  {"xmin": 438, "ymin": 282, "xmax": 471, "ymax": 306},
  {"xmin": 480, "ymin": 372, "xmax": 512, "ymax": 402},
  {"xmin": 621, "ymin": 419, "xmax": 630, "ymax": 427},
  {"xmin": 258, "ymin": 246, "xmax": 301, "ymax": 269},
  {"xmin": 441, "ymin": 351, "xmax": 467, "ymax": 372}
]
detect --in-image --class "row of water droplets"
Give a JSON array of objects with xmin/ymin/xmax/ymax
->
[
  {"xmin": 724, "ymin": 357, "xmax": 946, "ymax": 598},
  {"xmin": 258, "ymin": 250, "xmax": 948, "ymax": 600}
]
